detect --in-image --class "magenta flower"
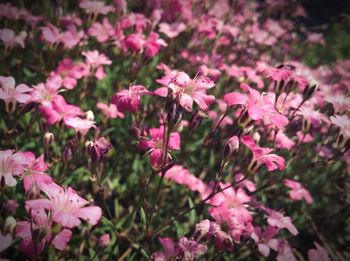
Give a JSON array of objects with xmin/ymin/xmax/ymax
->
[
  {"xmin": 209, "ymin": 183, "xmax": 251, "ymax": 209},
  {"xmin": 308, "ymin": 242, "xmax": 330, "ymax": 261},
  {"xmin": 241, "ymin": 135, "xmax": 285, "ymax": 172},
  {"xmin": 16, "ymin": 209, "xmax": 72, "ymax": 258},
  {"xmin": 155, "ymin": 71, "xmax": 215, "ymax": 112},
  {"xmin": 251, "ymin": 226, "xmax": 279, "ymax": 257},
  {"xmin": 143, "ymin": 32, "xmax": 167, "ymax": 58},
  {"xmin": 26, "ymin": 185, "xmax": 102, "ymax": 229},
  {"xmin": 60, "ymin": 25, "xmax": 84, "ymax": 49},
  {"xmin": 0, "ymin": 76, "xmax": 32, "ymax": 105},
  {"xmin": 283, "ymin": 179, "xmax": 313, "ymax": 204},
  {"xmin": 224, "ymin": 83, "xmax": 288, "ymax": 129},
  {"xmin": 122, "ymin": 33, "xmax": 145, "ymax": 53},
  {"xmin": 139, "ymin": 126, "xmax": 180, "ymax": 169},
  {"xmin": 110, "ymin": 85, "xmax": 149, "ymax": 113},
  {"xmin": 52, "ymin": 58, "xmax": 86, "ymax": 89}
]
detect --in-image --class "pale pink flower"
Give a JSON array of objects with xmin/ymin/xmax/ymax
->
[
  {"xmin": 283, "ymin": 179, "xmax": 313, "ymax": 204},
  {"xmin": 82, "ymin": 50, "xmax": 112, "ymax": 68},
  {"xmin": 324, "ymin": 95, "xmax": 350, "ymax": 114},
  {"xmin": 159, "ymin": 22, "xmax": 186, "ymax": 38},
  {"xmin": 0, "ymin": 232, "xmax": 12, "ymax": 253},
  {"xmin": 26, "ymin": 185, "xmax": 102, "ymax": 228},
  {"xmin": 0, "ymin": 76, "xmax": 32, "ymax": 105},
  {"xmin": 276, "ymin": 241, "xmax": 297, "ymax": 261},
  {"xmin": 308, "ymin": 242, "xmax": 330, "ymax": 261},
  {"xmin": 0, "ymin": 28, "xmax": 26, "ymax": 49},
  {"xmin": 5, "ymin": 199, "xmax": 19, "ymax": 213},
  {"xmin": 52, "ymin": 58, "xmax": 86, "ymax": 89},
  {"xmin": 224, "ymin": 83, "xmax": 288, "ymax": 129},
  {"xmin": 155, "ymin": 71, "xmax": 215, "ymax": 112},
  {"xmin": 16, "ymin": 209, "xmax": 72, "ymax": 258},
  {"xmin": 330, "ymin": 114, "xmax": 350, "ymax": 140},
  {"xmin": 266, "ymin": 210, "xmax": 298, "ymax": 236},
  {"xmin": 41, "ymin": 24, "xmax": 61, "ymax": 45},
  {"xmin": 60, "ymin": 25, "xmax": 84, "ymax": 49},
  {"xmin": 30, "ymin": 76, "xmax": 62, "ymax": 104},
  {"xmin": 307, "ymin": 33, "xmax": 325, "ymax": 46},
  {"xmin": 79, "ymin": 0, "xmax": 115, "ymax": 15},
  {"xmin": 98, "ymin": 234, "xmax": 111, "ymax": 247},
  {"xmin": 139, "ymin": 126, "xmax": 180, "ymax": 169},
  {"xmin": 271, "ymin": 130, "xmax": 295, "ymax": 150},
  {"xmin": 0, "ymin": 150, "xmax": 30, "ymax": 187},
  {"xmin": 251, "ymin": 226, "xmax": 279, "ymax": 257},
  {"xmin": 110, "ymin": 85, "xmax": 149, "ymax": 113},
  {"xmin": 88, "ymin": 18, "xmax": 114, "ymax": 43},
  {"xmin": 65, "ymin": 117, "xmax": 96, "ymax": 135},
  {"xmin": 97, "ymin": 102, "xmax": 124, "ymax": 118},
  {"xmin": 209, "ymin": 183, "xmax": 251, "ymax": 209},
  {"xmin": 241, "ymin": 135, "xmax": 286, "ymax": 172}
]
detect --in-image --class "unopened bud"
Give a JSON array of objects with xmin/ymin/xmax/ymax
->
[
  {"xmin": 5, "ymin": 100, "xmax": 16, "ymax": 114},
  {"xmin": 303, "ymin": 82, "xmax": 318, "ymax": 101},
  {"xmin": 43, "ymin": 132, "xmax": 54, "ymax": 147},
  {"xmin": 189, "ymin": 111, "xmax": 203, "ymax": 129},
  {"xmin": 4, "ymin": 216, "xmax": 16, "ymax": 235},
  {"xmin": 85, "ymin": 140, "xmax": 94, "ymax": 154},
  {"xmin": 86, "ymin": 110, "xmax": 95, "ymax": 121},
  {"xmin": 62, "ymin": 140, "xmax": 75, "ymax": 162},
  {"xmin": 166, "ymin": 101, "xmax": 183, "ymax": 127},
  {"xmin": 222, "ymin": 136, "xmax": 239, "ymax": 160}
]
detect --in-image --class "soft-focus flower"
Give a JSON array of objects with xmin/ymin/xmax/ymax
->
[
  {"xmin": 97, "ymin": 102, "xmax": 124, "ymax": 119},
  {"xmin": 159, "ymin": 22, "xmax": 186, "ymax": 38},
  {"xmin": 308, "ymin": 242, "xmax": 330, "ymax": 261},
  {"xmin": 0, "ymin": 76, "xmax": 32, "ymax": 106},
  {"xmin": 283, "ymin": 179, "xmax": 313, "ymax": 204},
  {"xmin": 251, "ymin": 226, "xmax": 279, "ymax": 257},
  {"xmin": 98, "ymin": 234, "xmax": 111, "ymax": 247},
  {"xmin": 139, "ymin": 126, "xmax": 180, "ymax": 169},
  {"xmin": 110, "ymin": 85, "xmax": 149, "ymax": 113},
  {"xmin": 88, "ymin": 137, "xmax": 112, "ymax": 162},
  {"xmin": 0, "ymin": 150, "xmax": 29, "ymax": 187},
  {"xmin": 41, "ymin": 24, "xmax": 61, "ymax": 45},
  {"xmin": 330, "ymin": 114, "xmax": 350, "ymax": 141},
  {"xmin": 65, "ymin": 117, "xmax": 96, "ymax": 135},
  {"xmin": 82, "ymin": 50, "xmax": 112, "ymax": 68},
  {"xmin": 0, "ymin": 232, "xmax": 12, "ymax": 253},
  {"xmin": 241, "ymin": 135, "xmax": 285, "ymax": 172},
  {"xmin": 0, "ymin": 28, "xmax": 27, "ymax": 49},
  {"xmin": 26, "ymin": 185, "xmax": 102, "ymax": 228},
  {"xmin": 155, "ymin": 71, "xmax": 215, "ymax": 112},
  {"xmin": 224, "ymin": 83, "xmax": 288, "ymax": 129},
  {"xmin": 266, "ymin": 210, "xmax": 298, "ymax": 236},
  {"xmin": 52, "ymin": 58, "xmax": 86, "ymax": 89},
  {"xmin": 143, "ymin": 32, "xmax": 167, "ymax": 57},
  {"xmin": 79, "ymin": 0, "xmax": 115, "ymax": 15},
  {"xmin": 60, "ymin": 26, "xmax": 84, "ymax": 49},
  {"xmin": 88, "ymin": 18, "xmax": 114, "ymax": 43}
]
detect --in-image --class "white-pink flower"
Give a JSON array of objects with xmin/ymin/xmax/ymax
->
[
  {"xmin": 79, "ymin": 0, "xmax": 115, "ymax": 15},
  {"xmin": 0, "ymin": 76, "xmax": 32, "ymax": 105}
]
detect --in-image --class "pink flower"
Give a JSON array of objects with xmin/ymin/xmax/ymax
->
[
  {"xmin": 0, "ymin": 76, "xmax": 32, "ymax": 105},
  {"xmin": 41, "ymin": 24, "xmax": 61, "ymax": 45},
  {"xmin": 251, "ymin": 226, "xmax": 279, "ymax": 257},
  {"xmin": 97, "ymin": 102, "xmax": 124, "ymax": 118},
  {"xmin": 79, "ymin": 0, "xmax": 115, "ymax": 15},
  {"xmin": 82, "ymin": 50, "xmax": 112, "ymax": 68},
  {"xmin": 143, "ymin": 32, "xmax": 167, "ymax": 57},
  {"xmin": 224, "ymin": 83, "xmax": 288, "ymax": 129},
  {"xmin": 0, "ymin": 150, "xmax": 30, "ymax": 187},
  {"xmin": 110, "ymin": 85, "xmax": 149, "ymax": 113},
  {"xmin": 266, "ymin": 210, "xmax": 298, "ymax": 236},
  {"xmin": 139, "ymin": 126, "xmax": 180, "ymax": 169},
  {"xmin": 88, "ymin": 18, "xmax": 114, "ymax": 43},
  {"xmin": 330, "ymin": 114, "xmax": 350, "ymax": 140},
  {"xmin": 159, "ymin": 22, "xmax": 186, "ymax": 38},
  {"xmin": 209, "ymin": 183, "xmax": 251, "ymax": 209},
  {"xmin": 98, "ymin": 234, "xmax": 111, "ymax": 247},
  {"xmin": 0, "ymin": 28, "xmax": 27, "ymax": 49},
  {"xmin": 16, "ymin": 209, "xmax": 72, "ymax": 258},
  {"xmin": 60, "ymin": 25, "xmax": 84, "ymax": 49},
  {"xmin": 241, "ymin": 135, "xmax": 285, "ymax": 172},
  {"xmin": 155, "ymin": 71, "xmax": 215, "ymax": 112},
  {"xmin": 283, "ymin": 179, "xmax": 313, "ymax": 204},
  {"xmin": 30, "ymin": 75, "xmax": 62, "ymax": 104},
  {"xmin": 324, "ymin": 95, "xmax": 350, "ymax": 114},
  {"xmin": 65, "ymin": 117, "xmax": 96, "ymax": 135},
  {"xmin": 52, "ymin": 58, "xmax": 86, "ymax": 89},
  {"xmin": 271, "ymin": 130, "xmax": 295, "ymax": 150},
  {"xmin": 122, "ymin": 33, "xmax": 145, "ymax": 53},
  {"xmin": 0, "ymin": 232, "xmax": 12, "ymax": 253},
  {"xmin": 26, "ymin": 185, "xmax": 102, "ymax": 228},
  {"xmin": 308, "ymin": 242, "xmax": 330, "ymax": 261},
  {"xmin": 276, "ymin": 241, "xmax": 297, "ymax": 261}
]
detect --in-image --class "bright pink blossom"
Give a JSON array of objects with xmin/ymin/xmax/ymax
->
[
  {"xmin": 224, "ymin": 83, "xmax": 288, "ymax": 129},
  {"xmin": 143, "ymin": 32, "xmax": 167, "ymax": 57},
  {"xmin": 139, "ymin": 126, "xmax": 180, "ymax": 169},
  {"xmin": 241, "ymin": 135, "xmax": 286, "ymax": 171},
  {"xmin": 110, "ymin": 85, "xmax": 149, "ymax": 113},
  {"xmin": 283, "ymin": 179, "xmax": 313, "ymax": 204},
  {"xmin": 26, "ymin": 185, "xmax": 102, "ymax": 228}
]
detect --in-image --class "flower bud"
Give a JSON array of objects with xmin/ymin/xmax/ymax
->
[
  {"xmin": 43, "ymin": 132, "xmax": 54, "ymax": 148},
  {"xmin": 166, "ymin": 101, "xmax": 183, "ymax": 127},
  {"xmin": 189, "ymin": 111, "xmax": 203, "ymax": 130},
  {"xmin": 222, "ymin": 136, "xmax": 239, "ymax": 160},
  {"xmin": 62, "ymin": 140, "xmax": 75, "ymax": 162},
  {"xmin": 5, "ymin": 100, "xmax": 16, "ymax": 114},
  {"xmin": 4, "ymin": 216, "xmax": 16, "ymax": 235},
  {"xmin": 99, "ymin": 234, "xmax": 111, "ymax": 247},
  {"xmin": 90, "ymin": 137, "xmax": 112, "ymax": 163},
  {"xmin": 86, "ymin": 110, "xmax": 95, "ymax": 121},
  {"xmin": 85, "ymin": 140, "xmax": 94, "ymax": 154},
  {"xmin": 303, "ymin": 82, "xmax": 318, "ymax": 101}
]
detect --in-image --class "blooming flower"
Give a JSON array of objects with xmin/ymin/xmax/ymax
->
[
  {"xmin": 82, "ymin": 50, "xmax": 112, "ymax": 68},
  {"xmin": 284, "ymin": 179, "xmax": 313, "ymax": 204},
  {"xmin": 0, "ymin": 28, "xmax": 27, "ymax": 49},
  {"xmin": 16, "ymin": 208, "xmax": 72, "ymax": 258},
  {"xmin": 251, "ymin": 226, "xmax": 279, "ymax": 257},
  {"xmin": 139, "ymin": 126, "xmax": 180, "ymax": 169},
  {"xmin": 143, "ymin": 32, "xmax": 167, "ymax": 57},
  {"xmin": 308, "ymin": 242, "xmax": 330, "ymax": 261},
  {"xmin": 79, "ymin": 0, "xmax": 115, "ymax": 15},
  {"xmin": 224, "ymin": 83, "xmax": 288, "ymax": 129},
  {"xmin": 159, "ymin": 22, "xmax": 186, "ymax": 38},
  {"xmin": 51, "ymin": 58, "xmax": 87, "ymax": 89},
  {"xmin": 110, "ymin": 85, "xmax": 149, "ymax": 113},
  {"xmin": 0, "ymin": 76, "xmax": 32, "ymax": 106},
  {"xmin": 266, "ymin": 210, "xmax": 298, "ymax": 236},
  {"xmin": 0, "ymin": 150, "xmax": 30, "ymax": 187},
  {"xmin": 155, "ymin": 71, "xmax": 215, "ymax": 112},
  {"xmin": 241, "ymin": 135, "xmax": 285, "ymax": 172},
  {"xmin": 65, "ymin": 117, "xmax": 96, "ymax": 136},
  {"xmin": 97, "ymin": 102, "xmax": 124, "ymax": 119},
  {"xmin": 26, "ymin": 185, "xmax": 102, "ymax": 229},
  {"xmin": 88, "ymin": 18, "xmax": 114, "ymax": 43}
]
